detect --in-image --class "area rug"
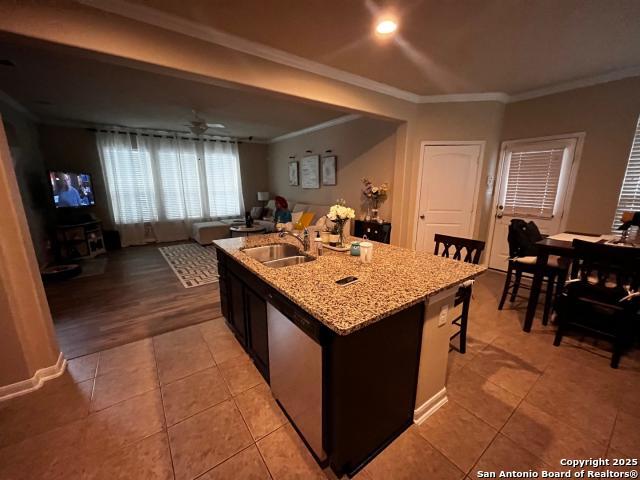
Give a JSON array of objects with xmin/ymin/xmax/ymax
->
[{"xmin": 158, "ymin": 243, "xmax": 219, "ymax": 288}]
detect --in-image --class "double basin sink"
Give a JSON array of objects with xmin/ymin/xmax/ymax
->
[{"xmin": 242, "ymin": 243, "xmax": 315, "ymax": 268}]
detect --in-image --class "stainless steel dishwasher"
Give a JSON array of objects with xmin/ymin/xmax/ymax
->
[{"xmin": 267, "ymin": 302, "xmax": 326, "ymax": 462}]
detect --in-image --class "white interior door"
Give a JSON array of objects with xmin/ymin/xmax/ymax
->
[
  {"xmin": 415, "ymin": 144, "xmax": 481, "ymax": 253},
  {"xmin": 487, "ymin": 138, "xmax": 577, "ymax": 271}
]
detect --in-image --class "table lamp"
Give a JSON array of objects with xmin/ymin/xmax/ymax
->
[{"xmin": 257, "ymin": 192, "xmax": 270, "ymax": 206}]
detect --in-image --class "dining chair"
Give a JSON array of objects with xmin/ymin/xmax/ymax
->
[
  {"xmin": 433, "ymin": 233, "xmax": 486, "ymax": 353},
  {"xmin": 498, "ymin": 219, "xmax": 568, "ymax": 326},
  {"xmin": 553, "ymin": 239, "xmax": 640, "ymax": 368}
]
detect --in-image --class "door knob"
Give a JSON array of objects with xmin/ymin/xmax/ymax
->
[{"xmin": 419, "ymin": 215, "xmax": 425, "ymax": 220}]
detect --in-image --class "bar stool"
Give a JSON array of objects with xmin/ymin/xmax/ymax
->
[{"xmin": 434, "ymin": 233, "xmax": 486, "ymax": 353}]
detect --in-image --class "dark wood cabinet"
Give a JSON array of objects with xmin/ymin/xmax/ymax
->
[
  {"xmin": 217, "ymin": 253, "xmax": 269, "ymax": 381},
  {"xmin": 245, "ymin": 287, "xmax": 269, "ymax": 381},
  {"xmin": 228, "ymin": 272, "xmax": 247, "ymax": 344},
  {"xmin": 354, "ymin": 220, "xmax": 392, "ymax": 244}
]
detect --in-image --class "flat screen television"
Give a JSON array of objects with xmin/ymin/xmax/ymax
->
[{"xmin": 49, "ymin": 170, "xmax": 95, "ymax": 208}]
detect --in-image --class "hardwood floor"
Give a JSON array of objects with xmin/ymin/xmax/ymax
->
[{"xmin": 45, "ymin": 242, "xmax": 222, "ymax": 359}]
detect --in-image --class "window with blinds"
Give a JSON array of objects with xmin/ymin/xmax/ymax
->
[
  {"xmin": 100, "ymin": 146, "xmax": 158, "ymax": 224},
  {"xmin": 203, "ymin": 142, "xmax": 244, "ymax": 218},
  {"xmin": 612, "ymin": 115, "xmax": 640, "ymax": 231},
  {"xmin": 503, "ymin": 147, "xmax": 565, "ymax": 218},
  {"xmin": 98, "ymin": 132, "xmax": 243, "ymax": 227},
  {"xmin": 156, "ymin": 147, "xmax": 203, "ymax": 220}
]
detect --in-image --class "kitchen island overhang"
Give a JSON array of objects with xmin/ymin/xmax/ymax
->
[{"xmin": 213, "ymin": 234, "xmax": 485, "ymax": 477}]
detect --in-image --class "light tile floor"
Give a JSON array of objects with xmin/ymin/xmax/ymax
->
[{"xmin": 1, "ymin": 271, "xmax": 638, "ymax": 479}]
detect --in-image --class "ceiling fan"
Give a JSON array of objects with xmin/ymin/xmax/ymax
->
[{"xmin": 183, "ymin": 110, "xmax": 226, "ymax": 135}]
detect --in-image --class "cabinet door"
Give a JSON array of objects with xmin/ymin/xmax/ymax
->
[
  {"xmin": 228, "ymin": 272, "xmax": 247, "ymax": 344},
  {"xmin": 245, "ymin": 288, "xmax": 269, "ymax": 381}
]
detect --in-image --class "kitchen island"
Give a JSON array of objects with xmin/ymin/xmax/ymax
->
[{"xmin": 213, "ymin": 234, "xmax": 485, "ymax": 477}]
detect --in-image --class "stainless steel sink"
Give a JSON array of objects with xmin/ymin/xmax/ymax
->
[
  {"xmin": 242, "ymin": 244, "xmax": 315, "ymax": 268},
  {"xmin": 242, "ymin": 243, "xmax": 302, "ymax": 262},
  {"xmin": 263, "ymin": 255, "xmax": 315, "ymax": 268}
]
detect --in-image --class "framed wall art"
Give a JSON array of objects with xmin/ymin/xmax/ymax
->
[
  {"xmin": 300, "ymin": 155, "xmax": 320, "ymax": 189},
  {"xmin": 288, "ymin": 161, "xmax": 299, "ymax": 186},
  {"xmin": 322, "ymin": 155, "xmax": 337, "ymax": 186}
]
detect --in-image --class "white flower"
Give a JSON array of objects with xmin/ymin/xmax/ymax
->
[
  {"xmin": 327, "ymin": 203, "xmax": 355, "ymax": 221},
  {"xmin": 372, "ymin": 187, "xmax": 378, "ymax": 193}
]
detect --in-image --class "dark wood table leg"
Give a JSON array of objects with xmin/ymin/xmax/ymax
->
[{"xmin": 523, "ymin": 249, "xmax": 548, "ymax": 332}]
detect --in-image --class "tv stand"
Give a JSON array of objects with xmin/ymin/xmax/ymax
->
[
  {"xmin": 56, "ymin": 209, "xmax": 98, "ymax": 226},
  {"xmin": 55, "ymin": 220, "xmax": 106, "ymax": 260}
]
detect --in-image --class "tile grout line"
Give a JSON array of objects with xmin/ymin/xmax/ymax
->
[
  {"xmin": 605, "ymin": 411, "xmax": 619, "ymax": 456},
  {"xmin": 192, "ymin": 443, "xmax": 270, "ymax": 480},
  {"xmin": 421, "ymin": 392, "xmax": 500, "ymax": 477},
  {"xmin": 150, "ymin": 337, "xmax": 178, "ymax": 479},
  {"xmin": 88, "ymin": 353, "xmax": 100, "ymax": 405},
  {"xmin": 255, "ymin": 424, "xmax": 289, "ymax": 480}
]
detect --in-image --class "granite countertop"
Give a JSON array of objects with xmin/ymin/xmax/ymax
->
[{"xmin": 213, "ymin": 234, "xmax": 486, "ymax": 336}]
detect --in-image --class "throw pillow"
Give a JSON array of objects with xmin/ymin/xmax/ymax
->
[
  {"xmin": 291, "ymin": 211, "xmax": 303, "ymax": 226},
  {"xmin": 294, "ymin": 212, "xmax": 315, "ymax": 230}
]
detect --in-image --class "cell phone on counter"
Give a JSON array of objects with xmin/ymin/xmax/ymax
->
[{"xmin": 336, "ymin": 276, "xmax": 358, "ymax": 287}]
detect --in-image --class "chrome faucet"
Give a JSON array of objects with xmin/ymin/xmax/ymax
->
[{"xmin": 278, "ymin": 228, "xmax": 310, "ymax": 252}]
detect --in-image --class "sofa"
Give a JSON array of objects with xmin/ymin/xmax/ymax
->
[
  {"xmin": 190, "ymin": 201, "xmax": 350, "ymax": 245},
  {"xmin": 235, "ymin": 201, "xmax": 351, "ymax": 234}
]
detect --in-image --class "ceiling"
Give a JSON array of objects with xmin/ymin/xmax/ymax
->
[
  {"xmin": 122, "ymin": 0, "xmax": 640, "ymax": 97},
  {"xmin": 0, "ymin": 37, "xmax": 349, "ymax": 141}
]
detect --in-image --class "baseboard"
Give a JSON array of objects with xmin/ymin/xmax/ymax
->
[
  {"xmin": 413, "ymin": 387, "xmax": 448, "ymax": 425},
  {"xmin": 0, "ymin": 353, "xmax": 67, "ymax": 402}
]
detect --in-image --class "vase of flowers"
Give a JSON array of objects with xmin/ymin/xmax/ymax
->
[
  {"xmin": 326, "ymin": 200, "xmax": 356, "ymax": 248},
  {"xmin": 361, "ymin": 178, "xmax": 389, "ymax": 222}
]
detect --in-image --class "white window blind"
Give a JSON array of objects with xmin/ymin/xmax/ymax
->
[
  {"xmin": 612, "ymin": 115, "xmax": 640, "ymax": 231},
  {"xmin": 503, "ymin": 147, "xmax": 565, "ymax": 218},
  {"xmin": 100, "ymin": 146, "xmax": 157, "ymax": 224},
  {"xmin": 156, "ymin": 146, "xmax": 202, "ymax": 220},
  {"xmin": 203, "ymin": 141, "xmax": 244, "ymax": 218}
]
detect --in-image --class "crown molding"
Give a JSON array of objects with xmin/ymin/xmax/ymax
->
[
  {"xmin": 417, "ymin": 92, "xmax": 510, "ymax": 104},
  {"xmin": 509, "ymin": 65, "xmax": 640, "ymax": 103},
  {"xmin": 76, "ymin": 0, "xmax": 640, "ymax": 107},
  {"xmin": 39, "ymin": 119, "xmax": 269, "ymax": 143},
  {"xmin": 269, "ymin": 114, "xmax": 361, "ymax": 143}
]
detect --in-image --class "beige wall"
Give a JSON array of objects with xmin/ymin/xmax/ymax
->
[
  {"xmin": 268, "ymin": 117, "xmax": 398, "ymax": 220},
  {"xmin": 502, "ymin": 76, "xmax": 640, "ymax": 234},
  {"xmin": 238, "ymin": 142, "xmax": 269, "ymax": 210},
  {"xmin": 0, "ymin": 115, "xmax": 61, "ymax": 388},
  {"xmin": 0, "ymin": 272, "xmax": 29, "ymax": 384},
  {"xmin": 0, "ymin": 99, "xmax": 52, "ymax": 266}
]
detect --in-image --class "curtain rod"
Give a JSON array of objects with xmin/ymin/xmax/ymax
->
[{"xmin": 86, "ymin": 127, "xmax": 243, "ymax": 144}]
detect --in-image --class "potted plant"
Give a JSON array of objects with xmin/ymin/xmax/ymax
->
[
  {"xmin": 326, "ymin": 199, "xmax": 355, "ymax": 248},
  {"xmin": 361, "ymin": 178, "xmax": 389, "ymax": 222}
]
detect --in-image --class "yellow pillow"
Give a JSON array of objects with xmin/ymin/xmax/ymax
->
[{"xmin": 294, "ymin": 212, "xmax": 315, "ymax": 230}]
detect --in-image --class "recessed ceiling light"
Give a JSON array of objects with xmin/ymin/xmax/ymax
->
[{"xmin": 376, "ymin": 19, "xmax": 397, "ymax": 35}]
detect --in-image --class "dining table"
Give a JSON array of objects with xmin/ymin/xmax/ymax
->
[{"xmin": 523, "ymin": 232, "xmax": 625, "ymax": 332}]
